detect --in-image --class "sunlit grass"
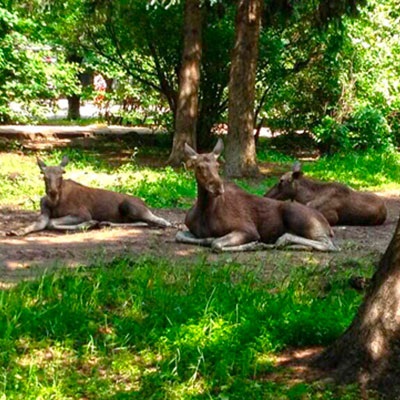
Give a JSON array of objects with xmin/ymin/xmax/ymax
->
[
  {"xmin": 1, "ymin": 147, "xmax": 400, "ymax": 211},
  {"xmin": 261, "ymin": 149, "xmax": 400, "ymax": 192},
  {"xmin": 0, "ymin": 256, "xmax": 374, "ymax": 399},
  {"xmin": 0, "ymin": 152, "xmax": 195, "ymax": 209},
  {"xmin": 306, "ymin": 151, "xmax": 400, "ymax": 191}
]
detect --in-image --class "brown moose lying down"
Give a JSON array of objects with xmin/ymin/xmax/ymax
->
[
  {"xmin": 265, "ymin": 162, "xmax": 387, "ymax": 226},
  {"xmin": 8, "ymin": 156, "xmax": 171, "ymax": 236},
  {"xmin": 176, "ymin": 139, "xmax": 337, "ymax": 252}
]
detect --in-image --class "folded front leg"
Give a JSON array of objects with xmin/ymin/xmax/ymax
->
[
  {"xmin": 176, "ymin": 230, "xmax": 262, "ymax": 252},
  {"xmin": 275, "ymin": 233, "xmax": 338, "ymax": 252},
  {"xmin": 211, "ymin": 230, "xmax": 260, "ymax": 252},
  {"xmin": 214, "ymin": 241, "xmax": 275, "ymax": 252},
  {"xmin": 175, "ymin": 230, "xmax": 216, "ymax": 247},
  {"xmin": 47, "ymin": 215, "xmax": 99, "ymax": 231},
  {"xmin": 7, "ymin": 213, "xmax": 50, "ymax": 236},
  {"xmin": 99, "ymin": 221, "xmax": 148, "ymax": 228}
]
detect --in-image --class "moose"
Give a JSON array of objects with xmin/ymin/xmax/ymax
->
[
  {"xmin": 8, "ymin": 156, "xmax": 171, "ymax": 236},
  {"xmin": 264, "ymin": 162, "xmax": 387, "ymax": 226},
  {"xmin": 175, "ymin": 139, "xmax": 337, "ymax": 252}
]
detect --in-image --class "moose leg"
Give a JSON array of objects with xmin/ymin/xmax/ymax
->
[
  {"xmin": 47, "ymin": 215, "xmax": 99, "ymax": 231},
  {"xmin": 141, "ymin": 210, "xmax": 172, "ymax": 228},
  {"xmin": 99, "ymin": 221, "xmax": 148, "ymax": 228},
  {"xmin": 210, "ymin": 231, "xmax": 263, "ymax": 252},
  {"xmin": 175, "ymin": 230, "xmax": 215, "ymax": 247},
  {"xmin": 214, "ymin": 241, "xmax": 275, "ymax": 252},
  {"xmin": 275, "ymin": 233, "xmax": 338, "ymax": 252},
  {"xmin": 176, "ymin": 230, "xmax": 268, "ymax": 252},
  {"xmin": 121, "ymin": 201, "xmax": 171, "ymax": 228},
  {"xmin": 7, "ymin": 213, "xmax": 51, "ymax": 236}
]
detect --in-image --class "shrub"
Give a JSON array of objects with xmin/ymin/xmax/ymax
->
[
  {"xmin": 346, "ymin": 106, "xmax": 393, "ymax": 151},
  {"xmin": 313, "ymin": 116, "xmax": 351, "ymax": 154},
  {"xmin": 313, "ymin": 106, "xmax": 394, "ymax": 153}
]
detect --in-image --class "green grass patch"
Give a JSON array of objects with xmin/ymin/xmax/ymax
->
[
  {"xmin": 0, "ymin": 151, "xmax": 195, "ymax": 210},
  {"xmin": 306, "ymin": 151, "xmax": 400, "ymax": 191},
  {"xmin": 0, "ymin": 256, "xmax": 373, "ymax": 399},
  {"xmin": 260, "ymin": 148, "xmax": 400, "ymax": 193},
  {"xmin": 1, "ymin": 146, "xmax": 400, "ymax": 211}
]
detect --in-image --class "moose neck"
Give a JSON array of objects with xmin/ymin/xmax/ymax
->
[
  {"xmin": 196, "ymin": 181, "xmax": 219, "ymax": 209},
  {"xmin": 294, "ymin": 178, "xmax": 320, "ymax": 202}
]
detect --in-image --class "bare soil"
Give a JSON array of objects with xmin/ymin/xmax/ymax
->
[{"xmin": 1, "ymin": 194, "xmax": 399, "ymax": 288}]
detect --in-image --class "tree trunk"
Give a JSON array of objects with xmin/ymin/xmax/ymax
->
[
  {"xmin": 66, "ymin": 53, "xmax": 83, "ymax": 121},
  {"xmin": 168, "ymin": 0, "xmax": 202, "ymax": 166},
  {"xmin": 224, "ymin": 0, "xmax": 262, "ymax": 178},
  {"xmin": 67, "ymin": 94, "xmax": 81, "ymax": 120},
  {"xmin": 315, "ymin": 215, "xmax": 400, "ymax": 398}
]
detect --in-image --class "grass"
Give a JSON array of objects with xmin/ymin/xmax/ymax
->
[
  {"xmin": 0, "ymin": 150, "xmax": 196, "ymax": 210},
  {"xmin": 258, "ymin": 146, "xmax": 400, "ymax": 192},
  {"xmin": 0, "ymin": 255, "xmax": 376, "ymax": 399},
  {"xmin": 0, "ymin": 140, "xmax": 390, "ymax": 398},
  {"xmin": 1, "ymin": 145, "xmax": 400, "ymax": 211}
]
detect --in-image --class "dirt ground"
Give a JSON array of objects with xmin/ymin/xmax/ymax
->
[
  {"xmin": 0, "ymin": 125, "xmax": 398, "ymax": 286},
  {"xmin": 1, "ymin": 194, "xmax": 399, "ymax": 288}
]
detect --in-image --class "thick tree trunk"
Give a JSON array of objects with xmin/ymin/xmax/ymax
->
[
  {"xmin": 315, "ymin": 215, "xmax": 400, "ymax": 398},
  {"xmin": 168, "ymin": 0, "xmax": 202, "ymax": 166},
  {"xmin": 224, "ymin": 0, "xmax": 262, "ymax": 178}
]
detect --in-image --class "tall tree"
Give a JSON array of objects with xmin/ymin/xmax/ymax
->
[
  {"xmin": 168, "ymin": 0, "xmax": 203, "ymax": 166},
  {"xmin": 224, "ymin": 0, "xmax": 262, "ymax": 177},
  {"xmin": 315, "ymin": 212, "xmax": 400, "ymax": 397}
]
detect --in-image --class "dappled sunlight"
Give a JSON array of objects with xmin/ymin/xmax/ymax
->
[
  {"xmin": 0, "ymin": 223, "xmax": 182, "ymax": 284},
  {"xmin": 0, "ymin": 253, "xmax": 370, "ymax": 398},
  {"xmin": 0, "ymin": 197, "xmax": 397, "ymax": 287},
  {"xmin": 361, "ymin": 272, "xmax": 400, "ymax": 363},
  {"xmin": 2, "ymin": 227, "xmax": 149, "ymax": 246},
  {"xmin": 260, "ymin": 347, "xmax": 325, "ymax": 385},
  {"xmin": 367, "ymin": 331, "xmax": 386, "ymax": 361},
  {"xmin": 17, "ymin": 342, "xmax": 76, "ymax": 369},
  {"xmin": 163, "ymin": 378, "xmax": 207, "ymax": 398},
  {"xmin": 175, "ymin": 247, "xmax": 203, "ymax": 256},
  {"xmin": 12, "ymin": 338, "xmax": 159, "ymax": 396}
]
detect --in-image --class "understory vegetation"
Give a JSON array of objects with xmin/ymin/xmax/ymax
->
[{"xmin": 0, "ymin": 256, "xmax": 375, "ymax": 399}]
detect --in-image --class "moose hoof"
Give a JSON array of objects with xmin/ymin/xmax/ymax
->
[
  {"xmin": 175, "ymin": 230, "xmax": 186, "ymax": 242},
  {"xmin": 211, "ymin": 242, "xmax": 223, "ymax": 253},
  {"xmin": 275, "ymin": 236, "xmax": 289, "ymax": 248},
  {"xmin": 6, "ymin": 230, "xmax": 22, "ymax": 237},
  {"xmin": 160, "ymin": 220, "xmax": 172, "ymax": 228},
  {"xmin": 99, "ymin": 221, "xmax": 111, "ymax": 228}
]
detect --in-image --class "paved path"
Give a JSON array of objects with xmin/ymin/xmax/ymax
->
[{"xmin": 0, "ymin": 125, "xmax": 159, "ymax": 140}]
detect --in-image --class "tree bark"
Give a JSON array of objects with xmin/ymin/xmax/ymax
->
[
  {"xmin": 168, "ymin": 0, "xmax": 202, "ymax": 166},
  {"xmin": 66, "ymin": 53, "xmax": 83, "ymax": 120},
  {"xmin": 224, "ymin": 0, "xmax": 262, "ymax": 178},
  {"xmin": 315, "ymin": 215, "xmax": 400, "ymax": 398},
  {"xmin": 67, "ymin": 94, "xmax": 81, "ymax": 120}
]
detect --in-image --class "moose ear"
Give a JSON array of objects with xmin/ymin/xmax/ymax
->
[
  {"xmin": 184, "ymin": 143, "xmax": 198, "ymax": 161},
  {"xmin": 37, "ymin": 158, "xmax": 47, "ymax": 173},
  {"xmin": 212, "ymin": 138, "xmax": 224, "ymax": 158},
  {"xmin": 292, "ymin": 161, "xmax": 303, "ymax": 180},
  {"xmin": 60, "ymin": 156, "xmax": 69, "ymax": 169}
]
